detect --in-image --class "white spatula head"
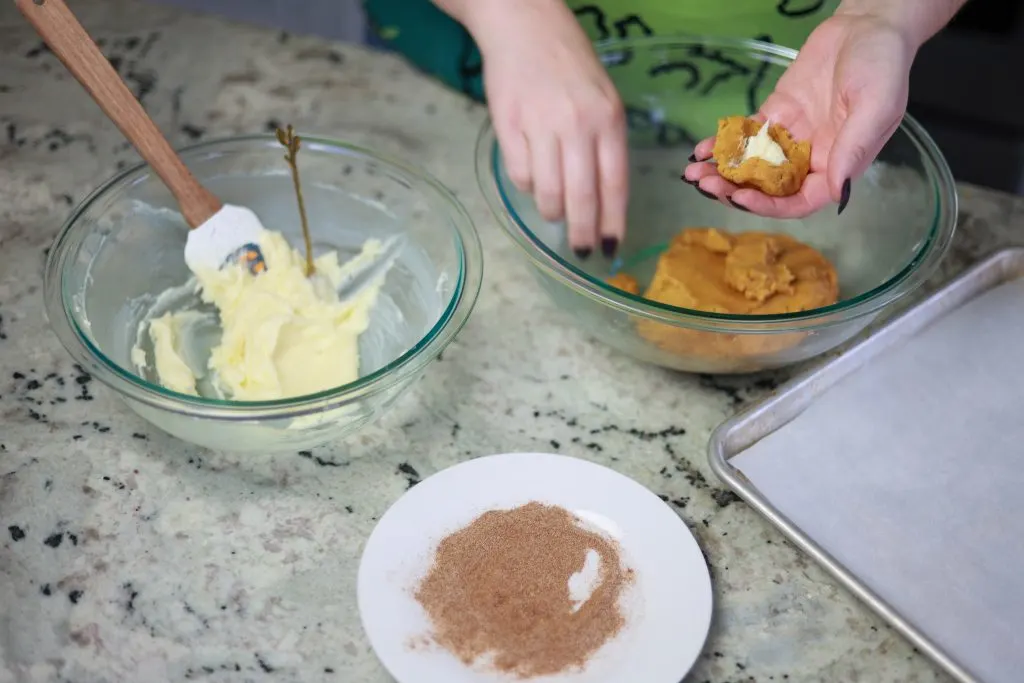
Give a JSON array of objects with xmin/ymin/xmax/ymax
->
[{"xmin": 184, "ymin": 204, "xmax": 268, "ymax": 274}]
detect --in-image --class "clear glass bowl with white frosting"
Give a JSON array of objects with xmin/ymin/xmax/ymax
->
[{"xmin": 44, "ymin": 135, "xmax": 483, "ymax": 452}]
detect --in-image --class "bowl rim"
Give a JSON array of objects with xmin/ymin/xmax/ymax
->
[
  {"xmin": 475, "ymin": 34, "xmax": 958, "ymax": 333},
  {"xmin": 44, "ymin": 133, "xmax": 484, "ymax": 420}
]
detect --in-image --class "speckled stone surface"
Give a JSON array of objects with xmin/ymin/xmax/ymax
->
[{"xmin": 0, "ymin": 2, "xmax": 1021, "ymax": 682}]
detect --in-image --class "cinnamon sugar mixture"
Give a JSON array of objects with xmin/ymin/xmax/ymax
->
[{"xmin": 414, "ymin": 502, "xmax": 632, "ymax": 678}]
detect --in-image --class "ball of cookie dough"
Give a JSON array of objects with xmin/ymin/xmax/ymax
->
[{"xmin": 712, "ymin": 116, "xmax": 811, "ymax": 197}]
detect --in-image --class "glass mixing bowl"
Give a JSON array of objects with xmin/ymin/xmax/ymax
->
[
  {"xmin": 45, "ymin": 135, "xmax": 483, "ymax": 452},
  {"xmin": 476, "ymin": 36, "xmax": 957, "ymax": 374}
]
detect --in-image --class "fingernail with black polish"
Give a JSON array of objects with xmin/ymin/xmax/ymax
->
[
  {"xmin": 601, "ymin": 236, "xmax": 619, "ymax": 258},
  {"xmin": 838, "ymin": 178, "xmax": 852, "ymax": 215},
  {"xmin": 696, "ymin": 187, "xmax": 718, "ymax": 201},
  {"xmin": 574, "ymin": 246, "xmax": 593, "ymax": 260},
  {"xmin": 687, "ymin": 154, "xmax": 697, "ymax": 163},
  {"xmin": 729, "ymin": 198, "xmax": 750, "ymax": 213}
]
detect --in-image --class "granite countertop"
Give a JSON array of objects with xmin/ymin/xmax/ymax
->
[{"xmin": 1, "ymin": 2, "xmax": 1021, "ymax": 682}]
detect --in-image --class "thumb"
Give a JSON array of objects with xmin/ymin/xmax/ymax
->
[{"xmin": 827, "ymin": 91, "xmax": 905, "ymax": 203}]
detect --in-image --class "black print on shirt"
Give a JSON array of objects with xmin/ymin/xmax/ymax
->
[
  {"xmin": 649, "ymin": 44, "xmax": 749, "ymax": 97},
  {"xmin": 574, "ymin": 5, "xmax": 653, "ymax": 40},
  {"xmin": 613, "ymin": 14, "xmax": 654, "ymax": 38},
  {"xmin": 624, "ymin": 105, "xmax": 696, "ymax": 148},
  {"xmin": 574, "ymin": 6, "xmax": 654, "ymax": 66},
  {"xmin": 571, "ymin": 7, "xmax": 783, "ymax": 145},
  {"xmin": 649, "ymin": 61, "xmax": 701, "ymax": 89},
  {"xmin": 776, "ymin": 0, "xmax": 826, "ymax": 18},
  {"xmin": 655, "ymin": 120, "xmax": 693, "ymax": 147},
  {"xmin": 574, "ymin": 5, "xmax": 612, "ymax": 40}
]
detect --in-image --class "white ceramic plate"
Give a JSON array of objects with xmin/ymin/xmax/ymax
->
[{"xmin": 357, "ymin": 452, "xmax": 713, "ymax": 683}]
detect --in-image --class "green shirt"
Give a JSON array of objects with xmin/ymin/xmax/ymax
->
[{"xmin": 365, "ymin": 0, "xmax": 839, "ymax": 103}]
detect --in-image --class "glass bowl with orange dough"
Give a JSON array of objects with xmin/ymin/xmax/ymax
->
[{"xmin": 475, "ymin": 35, "xmax": 957, "ymax": 374}]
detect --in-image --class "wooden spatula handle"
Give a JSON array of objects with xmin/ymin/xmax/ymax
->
[{"xmin": 15, "ymin": 0, "xmax": 222, "ymax": 228}]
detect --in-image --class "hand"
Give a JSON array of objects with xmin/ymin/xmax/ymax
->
[
  {"xmin": 471, "ymin": 0, "xmax": 628, "ymax": 256},
  {"xmin": 682, "ymin": 12, "xmax": 916, "ymax": 218}
]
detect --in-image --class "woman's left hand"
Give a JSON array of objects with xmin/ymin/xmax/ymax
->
[{"xmin": 682, "ymin": 11, "xmax": 916, "ymax": 218}]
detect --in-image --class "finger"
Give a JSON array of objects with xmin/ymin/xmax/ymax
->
[
  {"xmin": 690, "ymin": 136, "xmax": 715, "ymax": 162},
  {"xmin": 492, "ymin": 117, "xmax": 533, "ymax": 194},
  {"xmin": 597, "ymin": 126, "xmax": 628, "ymax": 255},
  {"xmin": 828, "ymin": 97, "xmax": 903, "ymax": 203},
  {"xmin": 562, "ymin": 135, "xmax": 600, "ymax": 253},
  {"xmin": 530, "ymin": 133, "xmax": 564, "ymax": 223},
  {"xmin": 680, "ymin": 159, "xmax": 739, "ymax": 205},
  {"xmin": 695, "ymin": 175, "xmax": 739, "ymax": 207},
  {"xmin": 730, "ymin": 172, "xmax": 832, "ymax": 219},
  {"xmin": 682, "ymin": 160, "xmax": 718, "ymax": 184},
  {"xmin": 682, "ymin": 161, "xmax": 735, "ymax": 205}
]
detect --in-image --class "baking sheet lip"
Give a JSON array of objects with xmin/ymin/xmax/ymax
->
[
  {"xmin": 706, "ymin": 247, "xmax": 1024, "ymax": 683},
  {"xmin": 712, "ymin": 246, "xmax": 1024, "ymax": 456}
]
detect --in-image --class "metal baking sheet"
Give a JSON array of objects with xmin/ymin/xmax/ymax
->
[{"xmin": 708, "ymin": 248, "xmax": 1024, "ymax": 683}]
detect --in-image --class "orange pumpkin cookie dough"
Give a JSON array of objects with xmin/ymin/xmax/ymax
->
[
  {"xmin": 606, "ymin": 272, "xmax": 640, "ymax": 295},
  {"xmin": 606, "ymin": 228, "xmax": 839, "ymax": 369},
  {"xmin": 712, "ymin": 116, "xmax": 811, "ymax": 197}
]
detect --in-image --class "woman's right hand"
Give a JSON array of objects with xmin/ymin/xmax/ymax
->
[
  {"xmin": 464, "ymin": 0, "xmax": 628, "ymax": 258},
  {"xmin": 682, "ymin": 11, "xmax": 915, "ymax": 219}
]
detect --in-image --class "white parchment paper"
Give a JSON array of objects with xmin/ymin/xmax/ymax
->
[{"xmin": 733, "ymin": 278, "xmax": 1024, "ymax": 683}]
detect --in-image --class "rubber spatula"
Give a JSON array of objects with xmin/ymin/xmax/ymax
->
[{"xmin": 15, "ymin": 0, "xmax": 268, "ymax": 274}]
